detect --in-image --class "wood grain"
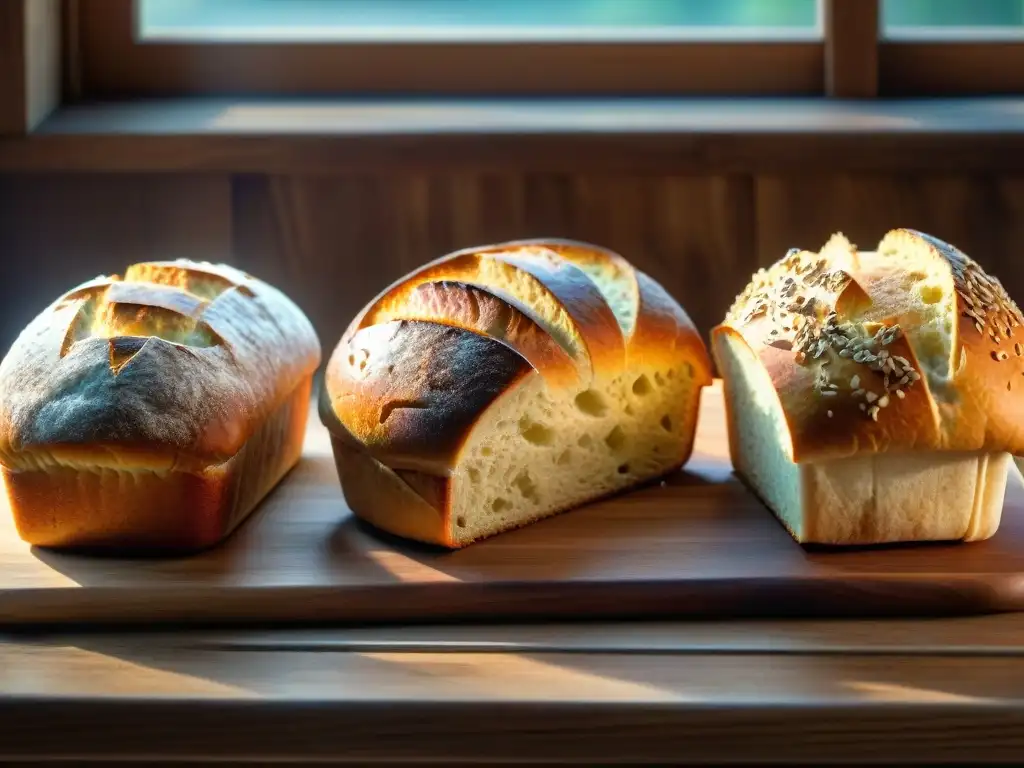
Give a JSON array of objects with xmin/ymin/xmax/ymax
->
[
  {"xmin": 0, "ymin": 173, "xmax": 232, "ymax": 352},
  {"xmin": 4, "ymin": 633, "xmax": 1024, "ymax": 762},
  {"xmin": 6, "ymin": 171, "xmax": 1024, "ymax": 355},
  {"xmin": 8, "ymin": 613, "xmax": 1024, "ymax": 763},
  {"xmin": 3, "ymin": 382, "xmax": 1024, "ymax": 628},
  {"xmin": 5, "ymin": 98, "xmax": 1024, "ymax": 173},
  {"xmin": 755, "ymin": 175, "xmax": 1024, "ymax": 299},
  {"xmin": 21, "ymin": 611, "xmax": 1024, "ymax": 655},
  {"xmin": 233, "ymin": 173, "xmax": 755, "ymax": 347}
]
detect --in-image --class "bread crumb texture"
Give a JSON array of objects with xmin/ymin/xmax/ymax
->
[
  {"xmin": 714, "ymin": 229, "xmax": 1023, "ymax": 545},
  {"xmin": 323, "ymin": 238, "xmax": 712, "ymax": 547}
]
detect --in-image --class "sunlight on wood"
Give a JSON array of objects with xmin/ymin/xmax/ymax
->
[
  {"xmin": 0, "ymin": 646, "xmax": 255, "ymax": 698},
  {"xmin": 203, "ymin": 102, "xmax": 919, "ymax": 135},
  {"xmin": 845, "ymin": 680, "xmax": 989, "ymax": 704},
  {"xmin": 359, "ymin": 651, "xmax": 685, "ymax": 702},
  {"xmin": 364, "ymin": 549, "xmax": 460, "ymax": 583},
  {"xmin": 301, "ymin": 402, "xmax": 333, "ymax": 456},
  {"xmin": 0, "ymin": 486, "xmax": 80, "ymax": 588}
]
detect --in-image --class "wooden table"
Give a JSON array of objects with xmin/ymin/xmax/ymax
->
[
  {"xmin": 4, "ymin": 615, "xmax": 1024, "ymax": 765},
  {"xmin": 4, "ymin": 384, "xmax": 1024, "ymax": 765}
]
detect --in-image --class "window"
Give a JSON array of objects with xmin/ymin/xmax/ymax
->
[
  {"xmin": 66, "ymin": 0, "xmax": 1024, "ymax": 100},
  {"xmin": 72, "ymin": 0, "xmax": 825, "ymax": 97},
  {"xmin": 882, "ymin": 0, "xmax": 1024, "ymax": 40},
  {"xmin": 878, "ymin": 0, "xmax": 1024, "ymax": 93},
  {"xmin": 136, "ymin": 0, "xmax": 820, "ymax": 42}
]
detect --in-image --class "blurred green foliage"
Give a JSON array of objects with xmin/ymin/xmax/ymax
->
[
  {"xmin": 140, "ymin": 0, "xmax": 1024, "ymax": 35},
  {"xmin": 883, "ymin": 0, "xmax": 1024, "ymax": 28}
]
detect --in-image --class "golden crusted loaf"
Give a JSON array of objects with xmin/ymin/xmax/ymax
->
[
  {"xmin": 0, "ymin": 260, "xmax": 321, "ymax": 552},
  {"xmin": 712, "ymin": 229, "xmax": 1024, "ymax": 545},
  {"xmin": 320, "ymin": 238, "xmax": 713, "ymax": 548},
  {"xmin": 716, "ymin": 229, "xmax": 1024, "ymax": 461}
]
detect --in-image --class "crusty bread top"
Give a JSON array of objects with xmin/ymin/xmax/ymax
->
[
  {"xmin": 321, "ymin": 239, "xmax": 712, "ymax": 474},
  {"xmin": 713, "ymin": 229, "xmax": 1024, "ymax": 462},
  {"xmin": 0, "ymin": 260, "xmax": 320, "ymax": 472}
]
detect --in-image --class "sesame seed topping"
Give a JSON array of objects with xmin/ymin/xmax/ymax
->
[
  {"xmin": 994, "ymin": 350, "xmax": 1010, "ymax": 362},
  {"xmin": 895, "ymin": 389, "xmax": 906, "ymax": 399},
  {"xmin": 727, "ymin": 234, "xmax": 950, "ymax": 424},
  {"xmin": 869, "ymin": 406, "xmax": 880, "ymax": 422}
]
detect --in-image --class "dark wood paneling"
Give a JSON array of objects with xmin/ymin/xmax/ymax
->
[
  {"xmin": 0, "ymin": 174, "xmax": 231, "ymax": 352},
  {"xmin": 232, "ymin": 173, "xmax": 755, "ymax": 349},
  {"xmin": 755, "ymin": 175, "xmax": 1024, "ymax": 298},
  {"xmin": 6, "ymin": 172, "xmax": 1024, "ymax": 359}
]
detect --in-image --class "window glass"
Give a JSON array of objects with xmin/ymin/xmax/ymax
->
[
  {"xmin": 883, "ymin": 0, "xmax": 1024, "ymax": 40},
  {"xmin": 137, "ymin": 0, "xmax": 821, "ymax": 42}
]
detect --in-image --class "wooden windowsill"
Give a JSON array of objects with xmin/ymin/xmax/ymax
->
[{"xmin": 1, "ymin": 96, "xmax": 1024, "ymax": 173}]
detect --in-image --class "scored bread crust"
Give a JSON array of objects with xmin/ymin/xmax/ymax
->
[
  {"xmin": 345, "ymin": 244, "xmax": 622, "ymax": 384},
  {"xmin": 712, "ymin": 229, "xmax": 1024, "ymax": 464},
  {"xmin": 0, "ymin": 261, "xmax": 321, "ymax": 551},
  {"xmin": 322, "ymin": 320, "xmax": 533, "ymax": 475},
  {"xmin": 0, "ymin": 261, "xmax": 320, "ymax": 471},
  {"xmin": 359, "ymin": 280, "xmax": 581, "ymax": 391},
  {"xmin": 321, "ymin": 239, "xmax": 712, "ymax": 547},
  {"xmin": 500, "ymin": 238, "xmax": 711, "ymax": 375}
]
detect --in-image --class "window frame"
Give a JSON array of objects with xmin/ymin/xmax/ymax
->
[
  {"xmin": 10, "ymin": 0, "xmax": 1021, "ymax": 124},
  {"xmin": 69, "ymin": 0, "xmax": 827, "ymax": 98},
  {"xmin": 879, "ymin": 40, "xmax": 1024, "ymax": 95},
  {"xmin": 0, "ymin": 0, "xmax": 60, "ymax": 133}
]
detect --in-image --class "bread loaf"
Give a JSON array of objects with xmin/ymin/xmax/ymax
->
[
  {"xmin": 0, "ymin": 260, "xmax": 321, "ymax": 552},
  {"xmin": 712, "ymin": 229, "xmax": 1024, "ymax": 546},
  {"xmin": 319, "ymin": 239, "xmax": 712, "ymax": 547}
]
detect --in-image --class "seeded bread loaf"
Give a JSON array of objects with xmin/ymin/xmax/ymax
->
[
  {"xmin": 0, "ymin": 261, "xmax": 321, "ymax": 552},
  {"xmin": 319, "ymin": 238, "xmax": 713, "ymax": 547},
  {"xmin": 712, "ymin": 229, "xmax": 1024, "ymax": 546}
]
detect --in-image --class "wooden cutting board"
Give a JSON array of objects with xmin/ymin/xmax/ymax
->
[{"xmin": 2, "ymin": 381, "xmax": 1024, "ymax": 627}]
